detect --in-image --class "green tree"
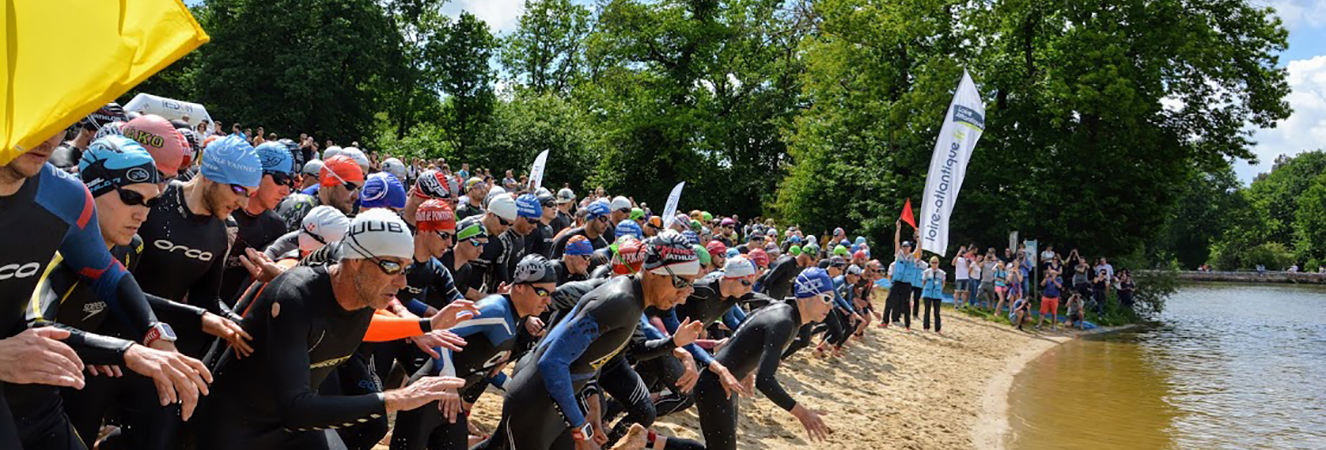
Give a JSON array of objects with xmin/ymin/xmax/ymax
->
[
  {"xmin": 1148, "ymin": 167, "xmax": 1243, "ymax": 269},
  {"xmin": 499, "ymin": 0, "xmax": 592, "ymax": 95},
  {"xmin": 473, "ymin": 93, "xmax": 600, "ymax": 190},
  {"xmin": 194, "ymin": 0, "xmax": 404, "ymax": 143},
  {"xmin": 1294, "ymin": 172, "xmax": 1326, "ymax": 266},
  {"xmin": 431, "ymin": 12, "xmax": 497, "ymax": 155}
]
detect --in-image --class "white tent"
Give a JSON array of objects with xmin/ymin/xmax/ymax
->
[{"xmin": 123, "ymin": 93, "xmax": 214, "ymax": 127}]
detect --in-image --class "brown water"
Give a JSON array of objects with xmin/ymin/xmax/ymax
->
[{"xmin": 1007, "ymin": 283, "xmax": 1326, "ymax": 450}]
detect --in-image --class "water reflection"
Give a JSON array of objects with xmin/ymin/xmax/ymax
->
[{"xmin": 1008, "ymin": 284, "xmax": 1326, "ymax": 450}]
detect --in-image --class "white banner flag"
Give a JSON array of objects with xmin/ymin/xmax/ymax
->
[
  {"xmin": 661, "ymin": 182, "xmax": 685, "ymax": 228},
  {"xmin": 920, "ymin": 70, "xmax": 986, "ymax": 256},
  {"xmin": 529, "ymin": 150, "xmax": 550, "ymax": 190}
]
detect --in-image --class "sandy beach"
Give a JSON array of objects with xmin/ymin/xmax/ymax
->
[{"xmin": 439, "ymin": 305, "xmax": 1101, "ymax": 450}]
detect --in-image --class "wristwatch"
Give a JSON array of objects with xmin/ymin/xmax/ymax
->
[
  {"xmin": 570, "ymin": 422, "xmax": 593, "ymax": 442},
  {"xmin": 143, "ymin": 322, "xmax": 178, "ymax": 347}
]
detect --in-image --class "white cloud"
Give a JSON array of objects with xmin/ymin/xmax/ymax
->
[
  {"xmin": 1241, "ymin": 55, "xmax": 1326, "ymax": 181},
  {"xmin": 442, "ymin": 0, "xmax": 525, "ymax": 34},
  {"xmin": 1260, "ymin": 0, "xmax": 1326, "ymax": 31}
]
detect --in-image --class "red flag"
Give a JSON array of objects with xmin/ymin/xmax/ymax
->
[{"xmin": 900, "ymin": 199, "xmax": 917, "ymax": 229}]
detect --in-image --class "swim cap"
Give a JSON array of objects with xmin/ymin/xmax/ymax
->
[
  {"xmin": 485, "ymin": 186, "xmax": 508, "ymax": 206},
  {"xmin": 341, "ymin": 208, "xmax": 413, "ymax": 261},
  {"xmin": 833, "ymin": 245, "xmax": 849, "ymax": 257},
  {"xmin": 94, "ymin": 121, "xmax": 126, "ymax": 141},
  {"xmin": 415, "ymin": 169, "xmax": 450, "ymax": 199},
  {"xmin": 253, "ymin": 142, "xmax": 295, "ymax": 175},
  {"xmin": 564, "ymin": 235, "xmax": 594, "ymax": 256},
  {"xmin": 630, "ymin": 208, "xmax": 645, "ymax": 221},
  {"xmin": 360, "ymin": 172, "xmax": 407, "ymax": 209},
  {"xmin": 613, "ymin": 237, "xmax": 646, "ymax": 275},
  {"xmin": 855, "ymin": 236, "xmax": 866, "ymax": 245},
  {"xmin": 720, "ymin": 217, "xmax": 736, "ymax": 227},
  {"xmin": 689, "ymin": 220, "xmax": 702, "ymax": 232},
  {"xmin": 381, "ymin": 158, "xmax": 406, "ymax": 181},
  {"xmin": 323, "ymin": 146, "xmax": 343, "ymax": 160},
  {"xmin": 795, "ymin": 267, "xmax": 834, "ymax": 299},
  {"xmin": 455, "ymin": 216, "xmax": 487, "ymax": 241},
  {"xmin": 694, "ymin": 244, "xmax": 712, "ymax": 267},
  {"xmin": 644, "ymin": 232, "xmax": 700, "ymax": 276},
  {"xmin": 610, "ymin": 196, "xmax": 632, "ymax": 212},
  {"xmin": 616, "ymin": 220, "xmax": 643, "ymax": 240},
  {"xmin": 749, "ymin": 232, "xmax": 766, "ymax": 242},
  {"xmin": 516, "ymin": 194, "xmax": 542, "ymax": 219},
  {"xmin": 415, "ymin": 199, "xmax": 456, "ymax": 232},
  {"xmin": 647, "ymin": 216, "xmax": 663, "ymax": 230},
  {"xmin": 701, "ymin": 211, "xmax": 713, "ymax": 222},
  {"xmin": 175, "ymin": 128, "xmax": 198, "ymax": 169},
  {"xmin": 320, "ymin": 155, "xmax": 365, "ymax": 187},
  {"xmin": 299, "ymin": 206, "xmax": 351, "ymax": 253},
  {"xmin": 829, "ymin": 256, "xmax": 847, "ymax": 267},
  {"xmin": 726, "ymin": 248, "xmax": 739, "ymax": 258},
  {"xmin": 788, "ymin": 235, "xmax": 802, "ymax": 244},
  {"xmin": 802, "ymin": 243, "xmax": 820, "ymax": 256},
  {"xmin": 789, "ymin": 245, "xmax": 802, "ymax": 256},
  {"xmin": 682, "ymin": 230, "xmax": 699, "ymax": 245},
  {"xmin": 847, "ymin": 265, "xmax": 864, "ymax": 276},
  {"xmin": 83, "ymin": 103, "xmax": 127, "ymax": 132},
  {"xmin": 78, "ymin": 136, "xmax": 160, "ymax": 197},
  {"xmin": 487, "ymin": 194, "xmax": 518, "ymax": 222},
  {"xmin": 465, "ymin": 177, "xmax": 485, "ymax": 191},
  {"xmin": 556, "ymin": 188, "xmax": 575, "ymax": 204},
  {"xmin": 748, "ymin": 249, "xmax": 769, "ymax": 268},
  {"xmin": 199, "ymin": 135, "xmax": 263, "ymax": 187},
  {"xmin": 834, "ymin": 227, "xmax": 845, "ymax": 236},
  {"xmin": 537, "ymin": 190, "xmax": 556, "ymax": 207},
  {"xmin": 513, "ymin": 254, "xmax": 557, "ymax": 284},
  {"xmin": 807, "ymin": 235, "xmax": 817, "ymax": 245},
  {"xmin": 584, "ymin": 200, "xmax": 611, "ymax": 219},
  {"xmin": 854, "ymin": 250, "xmax": 867, "ymax": 260},
  {"xmin": 723, "ymin": 256, "xmax": 757, "ymax": 279},
  {"xmin": 705, "ymin": 240, "xmax": 728, "ymax": 258},
  {"xmin": 339, "ymin": 147, "xmax": 369, "ymax": 172},
  {"xmin": 302, "ymin": 159, "xmax": 324, "ymax": 177},
  {"xmin": 122, "ymin": 115, "xmax": 186, "ymax": 176}
]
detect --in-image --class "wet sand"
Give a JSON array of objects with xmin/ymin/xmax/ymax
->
[{"xmin": 377, "ymin": 304, "xmax": 1101, "ymax": 449}]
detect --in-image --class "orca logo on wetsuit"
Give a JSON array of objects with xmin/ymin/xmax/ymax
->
[
  {"xmin": 0, "ymin": 262, "xmax": 41, "ymax": 280},
  {"xmin": 482, "ymin": 350, "xmax": 512, "ymax": 370},
  {"xmin": 152, "ymin": 239, "xmax": 215, "ymax": 261}
]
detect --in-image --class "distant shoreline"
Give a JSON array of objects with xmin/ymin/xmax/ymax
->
[{"xmin": 1157, "ymin": 270, "xmax": 1326, "ymax": 285}]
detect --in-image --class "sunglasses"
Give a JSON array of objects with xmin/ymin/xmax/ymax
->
[
  {"xmin": 496, "ymin": 216, "xmax": 513, "ymax": 227},
  {"xmin": 465, "ymin": 238, "xmax": 486, "ymax": 247},
  {"xmin": 595, "ymin": 216, "xmax": 610, "ymax": 223},
  {"xmin": 344, "ymin": 182, "xmax": 360, "ymax": 192},
  {"xmin": 525, "ymin": 217, "xmax": 541, "ymax": 225},
  {"xmin": 434, "ymin": 231, "xmax": 454, "ymax": 241},
  {"xmin": 347, "ymin": 233, "xmax": 406, "ymax": 275},
  {"xmin": 739, "ymin": 279, "xmax": 753, "ymax": 287},
  {"xmin": 531, "ymin": 286, "xmax": 552, "ymax": 297},
  {"xmin": 616, "ymin": 208, "xmax": 631, "ymax": 214},
  {"xmin": 267, "ymin": 171, "xmax": 295, "ymax": 188},
  {"xmin": 112, "ymin": 183, "xmax": 161, "ymax": 208},
  {"xmin": 663, "ymin": 266, "xmax": 695, "ymax": 289},
  {"xmin": 817, "ymin": 293, "xmax": 834, "ymax": 305},
  {"xmin": 229, "ymin": 184, "xmax": 253, "ymax": 197}
]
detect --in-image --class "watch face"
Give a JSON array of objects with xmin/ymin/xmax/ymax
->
[{"xmin": 157, "ymin": 323, "xmax": 178, "ymax": 340}]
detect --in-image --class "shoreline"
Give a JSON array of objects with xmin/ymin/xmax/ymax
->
[
  {"xmin": 971, "ymin": 322, "xmax": 1139, "ymax": 450},
  {"xmin": 452, "ymin": 308, "xmax": 1141, "ymax": 450}
]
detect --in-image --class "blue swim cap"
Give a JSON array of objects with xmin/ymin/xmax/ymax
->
[
  {"xmin": 788, "ymin": 235, "xmax": 802, "ymax": 244},
  {"xmin": 585, "ymin": 200, "xmax": 611, "ymax": 218},
  {"xmin": 360, "ymin": 172, "xmax": 406, "ymax": 209},
  {"xmin": 253, "ymin": 142, "xmax": 294, "ymax": 174},
  {"xmin": 850, "ymin": 244, "xmax": 861, "ymax": 253},
  {"xmin": 79, "ymin": 135, "xmax": 160, "ymax": 197},
  {"xmin": 615, "ymin": 220, "xmax": 643, "ymax": 240},
  {"xmin": 565, "ymin": 235, "xmax": 594, "ymax": 256},
  {"xmin": 795, "ymin": 267, "xmax": 835, "ymax": 299},
  {"xmin": 516, "ymin": 193, "xmax": 542, "ymax": 219},
  {"xmin": 726, "ymin": 248, "xmax": 740, "ymax": 258},
  {"xmin": 855, "ymin": 236, "xmax": 867, "ymax": 245},
  {"xmin": 200, "ymin": 134, "xmax": 262, "ymax": 187},
  {"xmin": 682, "ymin": 230, "xmax": 700, "ymax": 245}
]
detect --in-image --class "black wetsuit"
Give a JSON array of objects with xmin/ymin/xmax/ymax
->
[
  {"xmin": 199, "ymin": 265, "xmax": 384, "ymax": 450},
  {"xmin": 473, "ymin": 231, "xmax": 512, "ymax": 293},
  {"xmin": 525, "ymin": 222, "xmax": 554, "ymax": 258},
  {"xmin": 548, "ymin": 259, "xmax": 587, "ymax": 287},
  {"xmin": 221, "ymin": 208, "xmax": 288, "ymax": 303},
  {"xmin": 694, "ymin": 300, "xmax": 806, "ymax": 450},
  {"xmin": 454, "ymin": 202, "xmax": 483, "ymax": 222},
  {"xmin": 756, "ymin": 256, "xmax": 802, "ymax": 307},
  {"xmin": 481, "ymin": 276, "xmax": 648, "ymax": 449},
  {"xmin": 549, "ymin": 227, "xmax": 607, "ymax": 258},
  {"xmin": 549, "ymin": 211, "xmax": 572, "ymax": 239},
  {"xmin": 500, "ymin": 229, "xmax": 529, "ymax": 289},
  {"xmin": 390, "ymin": 295, "xmax": 522, "ymax": 450},
  {"xmin": 439, "ymin": 251, "xmax": 481, "ymax": 299},
  {"xmin": 0, "ymin": 164, "xmax": 155, "ymax": 449}
]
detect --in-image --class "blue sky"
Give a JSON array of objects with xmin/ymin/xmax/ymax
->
[{"xmin": 185, "ymin": 0, "xmax": 1325, "ymax": 183}]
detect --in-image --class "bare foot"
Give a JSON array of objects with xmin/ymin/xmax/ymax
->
[{"xmin": 611, "ymin": 424, "xmax": 648, "ymax": 450}]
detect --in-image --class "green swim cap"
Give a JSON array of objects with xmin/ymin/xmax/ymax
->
[
  {"xmin": 833, "ymin": 245, "xmax": 849, "ymax": 256},
  {"xmin": 789, "ymin": 245, "xmax": 802, "ymax": 256},
  {"xmin": 455, "ymin": 216, "xmax": 487, "ymax": 241},
  {"xmin": 694, "ymin": 244, "xmax": 712, "ymax": 266},
  {"xmin": 630, "ymin": 207, "xmax": 645, "ymax": 221},
  {"xmin": 689, "ymin": 219, "xmax": 702, "ymax": 231},
  {"xmin": 701, "ymin": 211, "xmax": 713, "ymax": 222}
]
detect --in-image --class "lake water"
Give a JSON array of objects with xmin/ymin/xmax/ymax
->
[{"xmin": 1006, "ymin": 283, "xmax": 1326, "ymax": 450}]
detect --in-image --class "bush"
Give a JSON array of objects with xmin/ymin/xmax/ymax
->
[{"xmin": 1242, "ymin": 242, "xmax": 1296, "ymax": 270}]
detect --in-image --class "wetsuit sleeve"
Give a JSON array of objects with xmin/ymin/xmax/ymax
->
[
  {"xmin": 722, "ymin": 306, "xmax": 746, "ymax": 330},
  {"xmin": 267, "ymin": 297, "xmax": 386, "ymax": 429},
  {"xmin": 405, "ymin": 298, "xmax": 430, "ymax": 316},
  {"xmin": 431, "ymin": 261, "xmax": 464, "ymax": 305},
  {"xmin": 628, "ymin": 314, "xmax": 678, "ymax": 362},
  {"xmin": 757, "ymin": 320, "xmax": 798, "ymax": 411},
  {"xmin": 146, "ymin": 293, "xmax": 206, "ymax": 322},
  {"xmin": 535, "ymin": 311, "xmax": 600, "ymax": 427},
  {"xmin": 34, "ymin": 321, "xmax": 133, "ymax": 365},
  {"xmin": 550, "ymin": 233, "xmax": 568, "ymax": 258}
]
